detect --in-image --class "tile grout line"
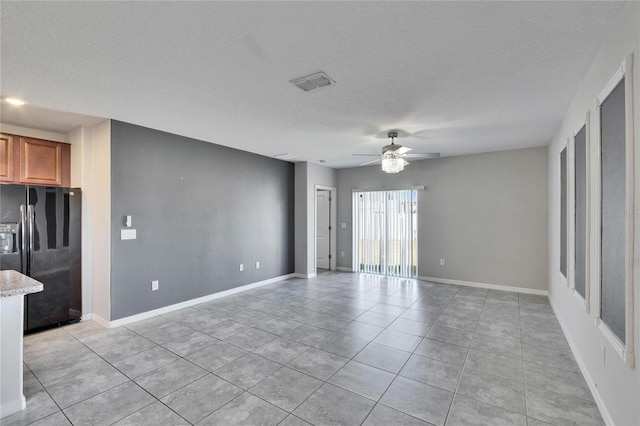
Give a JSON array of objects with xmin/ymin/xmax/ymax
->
[
  {"xmin": 519, "ymin": 293, "xmax": 532, "ymax": 426},
  {"xmin": 23, "ymin": 274, "xmax": 597, "ymax": 426},
  {"xmin": 22, "ymin": 363, "xmax": 73, "ymax": 426},
  {"xmin": 267, "ymin": 276, "xmax": 438, "ymax": 424},
  {"xmin": 68, "ymin": 327, "xmax": 195, "ymax": 425},
  {"xmin": 433, "ymin": 285, "xmax": 465, "ymax": 426}
]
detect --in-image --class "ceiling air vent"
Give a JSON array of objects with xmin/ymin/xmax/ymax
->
[{"xmin": 290, "ymin": 72, "xmax": 335, "ymax": 92}]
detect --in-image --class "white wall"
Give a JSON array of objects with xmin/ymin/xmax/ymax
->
[
  {"xmin": 547, "ymin": 3, "xmax": 640, "ymax": 424},
  {"xmin": 337, "ymin": 147, "xmax": 548, "ymax": 291},
  {"xmin": 294, "ymin": 162, "xmax": 337, "ymax": 276},
  {"xmin": 294, "ymin": 162, "xmax": 307, "ymax": 275},
  {"xmin": 89, "ymin": 120, "xmax": 111, "ymax": 323},
  {"xmin": 66, "ymin": 126, "xmax": 93, "ymax": 317},
  {"xmin": 66, "ymin": 126, "xmax": 84, "ymax": 188}
]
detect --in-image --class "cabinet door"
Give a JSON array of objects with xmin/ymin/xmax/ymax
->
[
  {"xmin": 0, "ymin": 133, "xmax": 14, "ymax": 182},
  {"xmin": 19, "ymin": 137, "xmax": 70, "ymax": 186}
]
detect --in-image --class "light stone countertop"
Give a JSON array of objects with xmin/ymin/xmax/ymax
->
[{"xmin": 0, "ymin": 270, "xmax": 44, "ymax": 298}]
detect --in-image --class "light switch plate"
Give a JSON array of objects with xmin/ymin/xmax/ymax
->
[{"xmin": 121, "ymin": 229, "xmax": 137, "ymax": 240}]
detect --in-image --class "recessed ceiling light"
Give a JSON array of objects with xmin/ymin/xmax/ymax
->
[{"xmin": 4, "ymin": 97, "xmax": 28, "ymax": 106}]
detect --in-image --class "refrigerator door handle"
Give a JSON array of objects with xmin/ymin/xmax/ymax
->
[
  {"xmin": 27, "ymin": 204, "xmax": 35, "ymax": 274},
  {"xmin": 20, "ymin": 204, "xmax": 27, "ymax": 273}
]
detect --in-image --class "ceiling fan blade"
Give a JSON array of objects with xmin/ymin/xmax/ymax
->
[
  {"xmin": 396, "ymin": 146, "xmax": 412, "ymax": 155},
  {"xmin": 352, "ymin": 154, "xmax": 380, "ymax": 156},
  {"xmin": 360, "ymin": 159, "xmax": 382, "ymax": 166},
  {"xmin": 404, "ymin": 153, "xmax": 441, "ymax": 159}
]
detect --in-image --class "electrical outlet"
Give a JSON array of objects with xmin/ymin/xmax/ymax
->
[
  {"xmin": 440, "ymin": 259, "xmax": 445, "ymax": 266},
  {"xmin": 151, "ymin": 280, "xmax": 159, "ymax": 291},
  {"xmin": 600, "ymin": 344, "xmax": 606, "ymax": 367},
  {"xmin": 256, "ymin": 261, "xmax": 260, "ymax": 269},
  {"xmin": 341, "ymin": 251, "xmax": 345, "ymax": 257},
  {"xmin": 239, "ymin": 264, "xmax": 244, "ymax": 272}
]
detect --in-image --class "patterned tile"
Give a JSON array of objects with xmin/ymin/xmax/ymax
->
[
  {"xmin": 19, "ymin": 274, "xmax": 601, "ymax": 426},
  {"xmin": 294, "ymin": 383, "xmax": 376, "ymax": 426}
]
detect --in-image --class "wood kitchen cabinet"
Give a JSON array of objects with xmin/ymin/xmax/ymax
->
[
  {"xmin": 0, "ymin": 133, "xmax": 14, "ymax": 182},
  {"xmin": 0, "ymin": 133, "xmax": 70, "ymax": 187}
]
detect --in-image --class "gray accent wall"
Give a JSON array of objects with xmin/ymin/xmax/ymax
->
[
  {"xmin": 337, "ymin": 147, "xmax": 548, "ymax": 290},
  {"xmin": 110, "ymin": 121, "xmax": 294, "ymax": 320}
]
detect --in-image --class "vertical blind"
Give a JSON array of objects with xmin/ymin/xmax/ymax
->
[{"xmin": 353, "ymin": 190, "xmax": 417, "ymax": 278}]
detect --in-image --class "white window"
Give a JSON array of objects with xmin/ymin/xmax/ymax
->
[
  {"xmin": 570, "ymin": 116, "xmax": 590, "ymax": 311},
  {"xmin": 593, "ymin": 55, "xmax": 635, "ymax": 367}
]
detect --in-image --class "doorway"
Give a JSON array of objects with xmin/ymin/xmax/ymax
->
[
  {"xmin": 353, "ymin": 189, "xmax": 417, "ymax": 277},
  {"xmin": 315, "ymin": 186, "xmax": 337, "ymax": 273},
  {"xmin": 316, "ymin": 190, "xmax": 330, "ymax": 270}
]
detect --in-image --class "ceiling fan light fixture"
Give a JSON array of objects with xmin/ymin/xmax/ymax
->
[
  {"xmin": 381, "ymin": 157, "xmax": 407, "ymax": 173},
  {"xmin": 354, "ymin": 130, "xmax": 439, "ymax": 172}
]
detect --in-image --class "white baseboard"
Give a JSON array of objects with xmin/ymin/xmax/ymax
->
[
  {"xmin": 91, "ymin": 314, "xmax": 110, "ymax": 329},
  {"xmin": 94, "ymin": 273, "xmax": 297, "ymax": 328},
  {"xmin": 0, "ymin": 395, "xmax": 26, "ymax": 419},
  {"xmin": 293, "ymin": 273, "xmax": 316, "ymax": 279},
  {"xmin": 417, "ymin": 276, "xmax": 549, "ymax": 296},
  {"xmin": 548, "ymin": 299, "xmax": 613, "ymax": 425},
  {"xmin": 336, "ymin": 267, "xmax": 353, "ymax": 272},
  {"xmin": 81, "ymin": 313, "xmax": 93, "ymax": 321}
]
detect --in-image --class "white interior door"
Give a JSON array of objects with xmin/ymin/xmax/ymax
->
[{"xmin": 316, "ymin": 190, "xmax": 331, "ymax": 270}]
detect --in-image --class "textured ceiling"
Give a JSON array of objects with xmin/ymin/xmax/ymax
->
[{"xmin": 0, "ymin": 1, "xmax": 624, "ymax": 168}]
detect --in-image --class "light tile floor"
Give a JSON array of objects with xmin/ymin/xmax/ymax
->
[{"xmin": 5, "ymin": 272, "xmax": 603, "ymax": 426}]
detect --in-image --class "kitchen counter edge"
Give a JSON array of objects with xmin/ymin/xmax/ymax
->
[{"xmin": 0, "ymin": 270, "xmax": 44, "ymax": 297}]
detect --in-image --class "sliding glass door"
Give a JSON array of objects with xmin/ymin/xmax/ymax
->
[{"xmin": 353, "ymin": 189, "xmax": 417, "ymax": 278}]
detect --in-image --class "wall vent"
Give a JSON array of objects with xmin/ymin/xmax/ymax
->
[{"xmin": 290, "ymin": 71, "xmax": 335, "ymax": 92}]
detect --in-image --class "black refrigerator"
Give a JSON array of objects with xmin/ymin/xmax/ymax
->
[{"xmin": 0, "ymin": 184, "xmax": 81, "ymax": 333}]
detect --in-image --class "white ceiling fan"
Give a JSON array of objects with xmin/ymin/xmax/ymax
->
[{"xmin": 353, "ymin": 131, "xmax": 440, "ymax": 173}]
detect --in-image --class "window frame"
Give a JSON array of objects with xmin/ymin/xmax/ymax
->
[
  {"xmin": 569, "ymin": 114, "xmax": 590, "ymax": 312},
  {"xmin": 559, "ymin": 143, "xmax": 569, "ymax": 285},
  {"xmin": 593, "ymin": 55, "xmax": 635, "ymax": 368}
]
